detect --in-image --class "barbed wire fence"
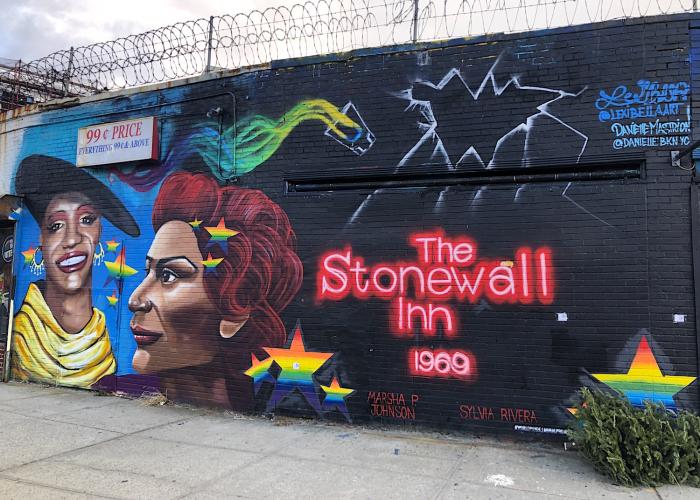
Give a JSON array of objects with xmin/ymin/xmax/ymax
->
[{"xmin": 1, "ymin": 0, "xmax": 698, "ymax": 111}]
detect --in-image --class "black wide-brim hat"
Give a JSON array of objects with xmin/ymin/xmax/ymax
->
[{"xmin": 15, "ymin": 155, "xmax": 140, "ymax": 237}]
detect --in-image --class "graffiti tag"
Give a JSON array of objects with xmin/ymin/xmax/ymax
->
[
  {"xmin": 595, "ymin": 80, "xmax": 690, "ymax": 150},
  {"xmin": 595, "ymin": 80, "xmax": 689, "ymax": 110}
]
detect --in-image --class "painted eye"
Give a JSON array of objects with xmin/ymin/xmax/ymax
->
[
  {"xmin": 47, "ymin": 221, "xmax": 64, "ymax": 232},
  {"xmin": 160, "ymin": 269, "xmax": 179, "ymax": 284},
  {"xmin": 80, "ymin": 214, "xmax": 97, "ymax": 225}
]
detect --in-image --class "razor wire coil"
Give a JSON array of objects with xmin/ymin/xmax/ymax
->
[{"xmin": 0, "ymin": 0, "xmax": 697, "ymax": 108}]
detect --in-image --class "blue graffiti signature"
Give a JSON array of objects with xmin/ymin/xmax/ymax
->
[{"xmin": 595, "ymin": 80, "xmax": 689, "ymax": 110}]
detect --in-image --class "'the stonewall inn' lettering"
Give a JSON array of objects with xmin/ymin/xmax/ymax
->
[{"xmin": 317, "ymin": 230, "xmax": 554, "ymax": 337}]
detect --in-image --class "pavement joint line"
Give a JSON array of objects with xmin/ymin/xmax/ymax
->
[
  {"xmin": 173, "ymin": 444, "xmax": 289, "ymax": 500},
  {"xmin": 361, "ymin": 427, "xmax": 567, "ymax": 455},
  {"xmin": 0, "ymin": 472, "xmax": 121, "ymax": 499},
  {"xmin": 0, "ymin": 404, "xmax": 130, "ymax": 435},
  {"xmin": 3, "ymin": 397, "xmax": 125, "ymax": 417},
  {"xmin": 271, "ymin": 448, "xmax": 454, "ymax": 481},
  {"xmin": 0, "ymin": 415, "xmax": 196, "ymax": 475},
  {"xmin": 174, "ymin": 422, "xmax": 317, "ymax": 499},
  {"xmin": 432, "ymin": 449, "xmax": 466, "ymax": 500},
  {"xmin": 139, "ymin": 432, "xmax": 292, "ymax": 455},
  {"xmin": 0, "ymin": 391, "xmax": 65, "ymax": 403},
  {"xmin": 23, "ymin": 456, "xmax": 171, "ymax": 481}
]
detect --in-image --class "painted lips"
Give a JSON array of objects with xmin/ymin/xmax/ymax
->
[
  {"xmin": 130, "ymin": 324, "xmax": 163, "ymax": 347},
  {"xmin": 56, "ymin": 251, "xmax": 88, "ymax": 273}
]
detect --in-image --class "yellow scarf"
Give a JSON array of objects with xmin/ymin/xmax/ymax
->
[{"xmin": 11, "ymin": 283, "xmax": 116, "ymax": 388}]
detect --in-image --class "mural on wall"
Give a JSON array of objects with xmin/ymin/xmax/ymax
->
[
  {"xmin": 111, "ymin": 99, "xmax": 373, "ymax": 191},
  {"xmin": 126, "ymin": 170, "xmax": 303, "ymax": 409},
  {"xmin": 12, "ymin": 155, "xmax": 140, "ymax": 388},
  {"xmin": 7, "ymin": 25, "xmax": 700, "ymax": 434}
]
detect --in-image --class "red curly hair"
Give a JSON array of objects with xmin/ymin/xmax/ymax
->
[{"xmin": 152, "ymin": 172, "xmax": 303, "ymax": 349}]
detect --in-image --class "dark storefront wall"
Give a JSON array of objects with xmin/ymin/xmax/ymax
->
[{"xmin": 3, "ymin": 15, "xmax": 698, "ymax": 436}]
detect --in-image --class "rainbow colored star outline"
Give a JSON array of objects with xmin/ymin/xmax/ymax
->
[
  {"xmin": 21, "ymin": 245, "xmax": 37, "ymax": 265},
  {"xmin": 253, "ymin": 322, "xmax": 334, "ymax": 414},
  {"xmin": 244, "ymin": 354, "xmax": 275, "ymax": 394},
  {"xmin": 201, "ymin": 253, "xmax": 224, "ymax": 270},
  {"xmin": 204, "ymin": 218, "xmax": 239, "ymax": 252},
  {"xmin": 592, "ymin": 336, "xmax": 696, "ymax": 410},
  {"xmin": 105, "ymin": 240, "xmax": 120, "ymax": 252},
  {"xmin": 321, "ymin": 376, "xmax": 355, "ymax": 421}
]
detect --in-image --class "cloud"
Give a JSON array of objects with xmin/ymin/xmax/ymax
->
[{"xmin": 0, "ymin": 0, "xmax": 287, "ymax": 61}]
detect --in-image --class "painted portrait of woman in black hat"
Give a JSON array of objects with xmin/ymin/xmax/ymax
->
[{"xmin": 11, "ymin": 155, "xmax": 140, "ymax": 388}]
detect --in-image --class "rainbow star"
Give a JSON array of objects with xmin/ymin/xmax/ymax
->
[
  {"xmin": 104, "ymin": 247, "xmax": 138, "ymax": 286},
  {"xmin": 201, "ymin": 253, "xmax": 224, "ymax": 270},
  {"xmin": 189, "ymin": 218, "xmax": 202, "ymax": 229},
  {"xmin": 264, "ymin": 322, "xmax": 334, "ymax": 413},
  {"xmin": 204, "ymin": 218, "xmax": 239, "ymax": 253},
  {"xmin": 592, "ymin": 336, "xmax": 696, "ymax": 410},
  {"xmin": 106, "ymin": 291, "xmax": 119, "ymax": 307},
  {"xmin": 321, "ymin": 376, "xmax": 355, "ymax": 421},
  {"xmin": 244, "ymin": 354, "xmax": 275, "ymax": 394},
  {"xmin": 106, "ymin": 240, "xmax": 120, "ymax": 252},
  {"xmin": 21, "ymin": 245, "xmax": 37, "ymax": 265}
]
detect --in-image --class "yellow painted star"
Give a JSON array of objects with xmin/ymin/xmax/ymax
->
[
  {"xmin": 104, "ymin": 247, "xmax": 138, "ymax": 285},
  {"xmin": 106, "ymin": 291, "xmax": 119, "ymax": 307}
]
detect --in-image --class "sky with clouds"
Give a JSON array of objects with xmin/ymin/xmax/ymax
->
[
  {"xmin": 0, "ymin": 0, "xmax": 289, "ymax": 61},
  {"xmin": 0, "ymin": 1, "xmax": 687, "ymax": 63}
]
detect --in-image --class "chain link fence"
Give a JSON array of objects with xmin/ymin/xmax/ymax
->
[{"xmin": 1, "ymin": 0, "xmax": 698, "ymax": 110}]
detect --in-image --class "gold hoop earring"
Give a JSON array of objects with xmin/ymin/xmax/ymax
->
[
  {"xmin": 30, "ymin": 246, "xmax": 44, "ymax": 275},
  {"xmin": 94, "ymin": 242, "xmax": 105, "ymax": 266}
]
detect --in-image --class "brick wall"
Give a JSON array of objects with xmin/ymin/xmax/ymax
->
[{"xmin": 1, "ymin": 14, "xmax": 698, "ymax": 436}]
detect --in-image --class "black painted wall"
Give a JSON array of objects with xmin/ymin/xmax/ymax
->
[{"xmin": 7, "ymin": 13, "xmax": 699, "ymax": 436}]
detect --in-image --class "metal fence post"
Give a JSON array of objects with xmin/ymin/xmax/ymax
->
[
  {"xmin": 63, "ymin": 47, "xmax": 74, "ymax": 96},
  {"xmin": 13, "ymin": 60, "xmax": 22, "ymax": 107},
  {"xmin": 206, "ymin": 16, "xmax": 214, "ymax": 72},
  {"xmin": 412, "ymin": 0, "xmax": 420, "ymax": 43}
]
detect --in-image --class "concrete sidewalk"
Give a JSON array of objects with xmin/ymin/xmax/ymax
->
[{"xmin": 0, "ymin": 382, "xmax": 695, "ymax": 500}]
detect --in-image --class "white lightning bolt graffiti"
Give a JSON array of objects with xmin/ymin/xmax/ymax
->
[
  {"xmin": 397, "ymin": 53, "xmax": 588, "ymax": 170},
  {"xmin": 347, "ymin": 53, "xmax": 613, "ymax": 227}
]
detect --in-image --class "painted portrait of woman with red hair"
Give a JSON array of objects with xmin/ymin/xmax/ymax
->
[{"xmin": 128, "ymin": 172, "xmax": 303, "ymax": 409}]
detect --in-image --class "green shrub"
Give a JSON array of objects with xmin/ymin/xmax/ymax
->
[{"xmin": 568, "ymin": 387, "xmax": 700, "ymax": 487}]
